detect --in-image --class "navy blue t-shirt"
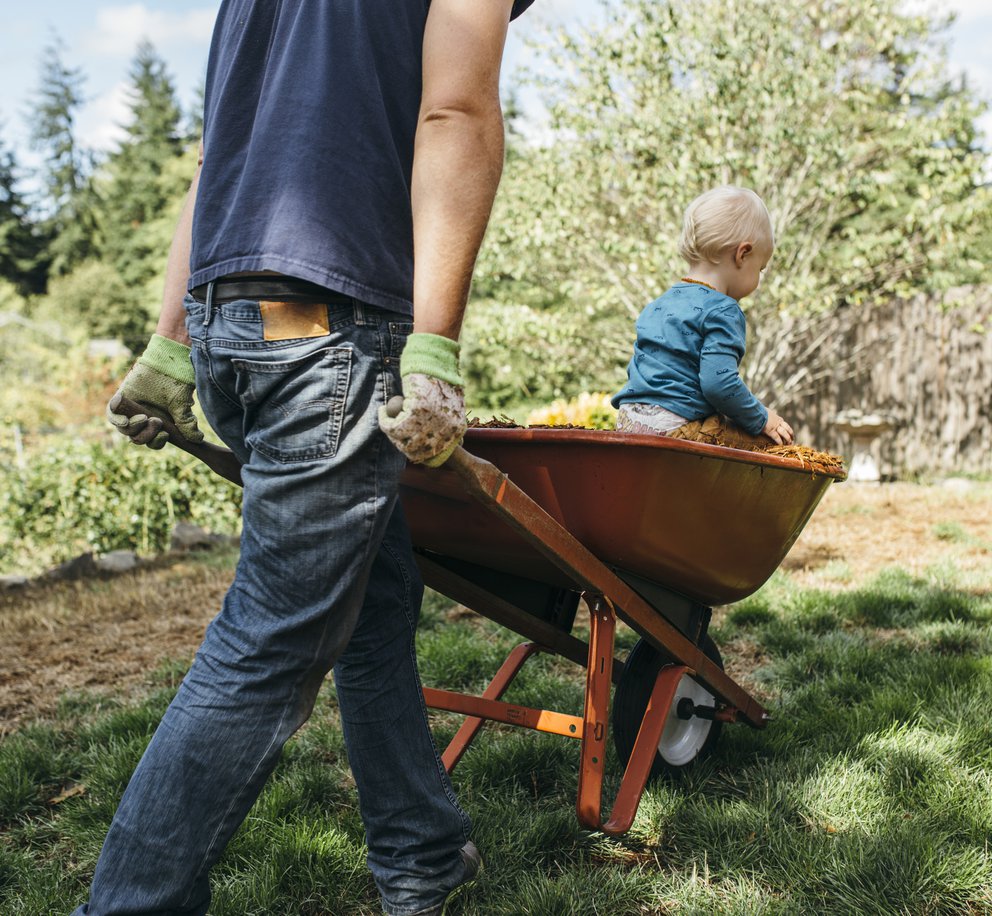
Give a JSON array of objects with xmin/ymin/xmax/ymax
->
[{"xmin": 190, "ymin": 0, "xmax": 535, "ymax": 315}]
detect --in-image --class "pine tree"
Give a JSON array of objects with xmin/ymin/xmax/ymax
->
[
  {"xmin": 100, "ymin": 40, "xmax": 186, "ymax": 288},
  {"xmin": 28, "ymin": 36, "xmax": 96, "ymax": 275},
  {"xmin": 186, "ymin": 79, "xmax": 205, "ymax": 143},
  {"xmin": 0, "ymin": 131, "xmax": 50, "ymax": 293}
]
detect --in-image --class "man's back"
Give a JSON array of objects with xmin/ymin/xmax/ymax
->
[{"xmin": 191, "ymin": 0, "xmax": 430, "ymax": 313}]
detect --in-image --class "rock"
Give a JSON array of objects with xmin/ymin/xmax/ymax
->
[
  {"xmin": 170, "ymin": 522, "xmax": 214, "ymax": 551},
  {"xmin": 0, "ymin": 575, "xmax": 29, "ymax": 590},
  {"xmin": 96, "ymin": 550, "xmax": 140, "ymax": 574},
  {"xmin": 48, "ymin": 553, "xmax": 98, "ymax": 581}
]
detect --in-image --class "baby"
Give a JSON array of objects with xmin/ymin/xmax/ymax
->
[{"xmin": 612, "ymin": 186, "xmax": 794, "ymax": 448}]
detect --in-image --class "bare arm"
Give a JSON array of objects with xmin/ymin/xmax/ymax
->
[
  {"xmin": 411, "ymin": 0, "xmax": 514, "ymax": 340},
  {"xmin": 154, "ymin": 149, "xmax": 203, "ymax": 345}
]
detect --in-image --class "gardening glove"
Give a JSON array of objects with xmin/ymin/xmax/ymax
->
[
  {"xmin": 106, "ymin": 333, "xmax": 203, "ymax": 450},
  {"xmin": 378, "ymin": 332, "xmax": 466, "ymax": 467}
]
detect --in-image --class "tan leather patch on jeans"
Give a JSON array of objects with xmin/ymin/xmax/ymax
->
[{"xmin": 260, "ymin": 301, "xmax": 331, "ymax": 341}]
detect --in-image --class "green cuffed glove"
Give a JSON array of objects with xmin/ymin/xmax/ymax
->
[
  {"xmin": 377, "ymin": 332, "xmax": 466, "ymax": 467},
  {"xmin": 106, "ymin": 334, "xmax": 203, "ymax": 450}
]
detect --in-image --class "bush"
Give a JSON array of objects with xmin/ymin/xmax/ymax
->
[
  {"xmin": 29, "ymin": 260, "xmax": 150, "ymax": 347},
  {"xmin": 0, "ymin": 436, "xmax": 241, "ymax": 576},
  {"xmin": 461, "ymin": 299, "xmax": 627, "ymax": 409}
]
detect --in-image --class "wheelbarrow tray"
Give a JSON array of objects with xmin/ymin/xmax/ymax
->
[{"xmin": 401, "ymin": 427, "xmax": 843, "ymax": 607}]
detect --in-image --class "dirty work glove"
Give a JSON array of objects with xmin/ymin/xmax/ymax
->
[
  {"xmin": 378, "ymin": 332, "xmax": 466, "ymax": 467},
  {"xmin": 106, "ymin": 334, "xmax": 203, "ymax": 450}
]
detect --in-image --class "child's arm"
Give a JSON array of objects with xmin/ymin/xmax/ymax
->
[{"xmin": 698, "ymin": 305, "xmax": 771, "ymax": 437}]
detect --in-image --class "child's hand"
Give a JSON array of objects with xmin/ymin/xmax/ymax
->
[{"xmin": 762, "ymin": 409, "xmax": 794, "ymax": 446}]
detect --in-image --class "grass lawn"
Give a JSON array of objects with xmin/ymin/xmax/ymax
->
[{"xmin": 2, "ymin": 533, "xmax": 992, "ymax": 913}]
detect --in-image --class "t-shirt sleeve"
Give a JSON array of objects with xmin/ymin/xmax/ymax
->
[
  {"xmin": 698, "ymin": 305, "xmax": 768, "ymax": 435},
  {"xmin": 510, "ymin": 0, "xmax": 536, "ymax": 19}
]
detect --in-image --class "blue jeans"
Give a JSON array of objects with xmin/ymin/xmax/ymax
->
[{"xmin": 74, "ymin": 294, "xmax": 470, "ymax": 916}]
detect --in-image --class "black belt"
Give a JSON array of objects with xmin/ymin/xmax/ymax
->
[{"xmin": 189, "ymin": 277, "xmax": 351, "ymax": 305}]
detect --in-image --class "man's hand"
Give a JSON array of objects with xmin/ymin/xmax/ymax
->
[
  {"xmin": 107, "ymin": 334, "xmax": 203, "ymax": 449},
  {"xmin": 378, "ymin": 333, "xmax": 466, "ymax": 467}
]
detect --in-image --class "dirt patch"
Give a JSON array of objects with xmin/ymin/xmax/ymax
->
[
  {"xmin": 779, "ymin": 480, "xmax": 992, "ymax": 587},
  {"xmin": 0, "ymin": 481, "xmax": 989, "ymax": 736},
  {"xmin": 0, "ymin": 554, "xmax": 233, "ymax": 737}
]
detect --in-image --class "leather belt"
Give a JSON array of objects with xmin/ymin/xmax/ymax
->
[{"xmin": 189, "ymin": 277, "xmax": 351, "ymax": 304}]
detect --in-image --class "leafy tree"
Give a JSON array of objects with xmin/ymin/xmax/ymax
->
[
  {"xmin": 470, "ymin": 0, "xmax": 990, "ymax": 405},
  {"xmin": 28, "ymin": 36, "xmax": 96, "ymax": 274},
  {"xmin": 0, "ymin": 130, "xmax": 49, "ymax": 293}
]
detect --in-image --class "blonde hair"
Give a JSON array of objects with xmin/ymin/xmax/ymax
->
[{"xmin": 677, "ymin": 186, "xmax": 774, "ymax": 264}]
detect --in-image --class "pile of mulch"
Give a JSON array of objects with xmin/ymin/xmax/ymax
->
[{"xmin": 467, "ymin": 417, "xmax": 846, "ymax": 476}]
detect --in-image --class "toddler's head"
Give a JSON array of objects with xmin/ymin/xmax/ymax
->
[{"xmin": 677, "ymin": 187, "xmax": 774, "ymax": 300}]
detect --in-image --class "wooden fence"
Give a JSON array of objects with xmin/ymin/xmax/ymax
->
[{"xmin": 750, "ymin": 287, "xmax": 992, "ymax": 479}]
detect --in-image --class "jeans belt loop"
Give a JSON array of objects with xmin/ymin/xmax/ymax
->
[
  {"xmin": 353, "ymin": 299, "xmax": 367, "ymax": 326},
  {"xmin": 203, "ymin": 281, "xmax": 215, "ymax": 327}
]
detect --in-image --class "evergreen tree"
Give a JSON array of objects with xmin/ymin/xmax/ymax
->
[
  {"xmin": 0, "ymin": 131, "xmax": 50, "ymax": 294},
  {"xmin": 100, "ymin": 40, "xmax": 185, "ymax": 289},
  {"xmin": 186, "ymin": 79, "xmax": 205, "ymax": 143},
  {"xmin": 28, "ymin": 36, "xmax": 96, "ymax": 275}
]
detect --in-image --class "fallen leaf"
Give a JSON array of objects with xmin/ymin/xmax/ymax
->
[{"xmin": 49, "ymin": 784, "xmax": 86, "ymax": 805}]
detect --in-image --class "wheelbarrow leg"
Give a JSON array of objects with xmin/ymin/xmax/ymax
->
[
  {"xmin": 436, "ymin": 642, "xmax": 542, "ymax": 773},
  {"xmin": 576, "ymin": 596, "xmax": 615, "ymax": 828},
  {"xmin": 576, "ymin": 595, "xmax": 691, "ymax": 836}
]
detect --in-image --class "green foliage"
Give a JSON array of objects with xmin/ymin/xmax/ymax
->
[
  {"xmin": 463, "ymin": 299, "xmax": 626, "ymax": 408},
  {"xmin": 472, "ymin": 0, "xmax": 991, "ymax": 401},
  {"xmin": 29, "ymin": 260, "xmax": 149, "ymax": 345},
  {"xmin": 0, "ymin": 321, "xmax": 128, "ymax": 445},
  {"xmin": 0, "ymin": 436, "xmax": 241, "ymax": 575}
]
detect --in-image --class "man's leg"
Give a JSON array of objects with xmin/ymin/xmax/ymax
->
[
  {"xmin": 334, "ymin": 504, "xmax": 473, "ymax": 916},
  {"xmin": 74, "ymin": 299, "xmax": 410, "ymax": 915}
]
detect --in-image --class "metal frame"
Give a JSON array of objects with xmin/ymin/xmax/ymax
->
[{"xmin": 414, "ymin": 447, "xmax": 770, "ymax": 835}]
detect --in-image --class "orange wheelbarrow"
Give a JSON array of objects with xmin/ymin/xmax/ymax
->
[
  {"xmin": 117, "ymin": 398, "xmax": 843, "ymax": 836},
  {"xmin": 401, "ymin": 428, "xmax": 844, "ymax": 835}
]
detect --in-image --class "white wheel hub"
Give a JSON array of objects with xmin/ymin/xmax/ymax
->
[{"xmin": 657, "ymin": 668, "xmax": 715, "ymax": 766}]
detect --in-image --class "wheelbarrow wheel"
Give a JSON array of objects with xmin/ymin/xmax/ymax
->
[{"xmin": 612, "ymin": 634, "xmax": 723, "ymax": 778}]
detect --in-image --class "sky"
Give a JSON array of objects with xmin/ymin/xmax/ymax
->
[{"xmin": 1, "ymin": 0, "xmax": 990, "ymax": 180}]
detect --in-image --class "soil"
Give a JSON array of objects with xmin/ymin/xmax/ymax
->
[{"xmin": 1, "ymin": 481, "xmax": 989, "ymax": 737}]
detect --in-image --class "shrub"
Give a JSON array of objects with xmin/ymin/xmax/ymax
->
[{"xmin": 0, "ymin": 436, "xmax": 241, "ymax": 576}]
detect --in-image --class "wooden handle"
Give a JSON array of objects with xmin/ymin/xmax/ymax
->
[{"xmin": 115, "ymin": 395, "xmax": 244, "ymax": 487}]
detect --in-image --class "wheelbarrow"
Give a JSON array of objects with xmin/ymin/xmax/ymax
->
[
  {"xmin": 116, "ymin": 398, "xmax": 844, "ymax": 836},
  {"xmin": 401, "ymin": 427, "xmax": 843, "ymax": 835}
]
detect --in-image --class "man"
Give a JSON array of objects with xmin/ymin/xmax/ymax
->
[{"xmin": 82, "ymin": 1, "xmax": 533, "ymax": 914}]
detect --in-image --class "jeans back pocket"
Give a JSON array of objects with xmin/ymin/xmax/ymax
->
[{"xmin": 232, "ymin": 346, "xmax": 352, "ymax": 463}]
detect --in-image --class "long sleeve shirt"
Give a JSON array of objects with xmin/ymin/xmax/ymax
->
[{"xmin": 612, "ymin": 282, "xmax": 768, "ymax": 435}]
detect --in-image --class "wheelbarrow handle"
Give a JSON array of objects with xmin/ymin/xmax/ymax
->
[
  {"xmin": 114, "ymin": 395, "xmax": 479, "ymax": 489},
  {"xmin": 114, "ymin": 395, "xmax": 244, "ymax": 487}
]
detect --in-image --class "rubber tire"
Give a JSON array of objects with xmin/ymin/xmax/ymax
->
[{"xmin": 612, "ymin": 634, "xmax": 724, "ymax": 780}]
